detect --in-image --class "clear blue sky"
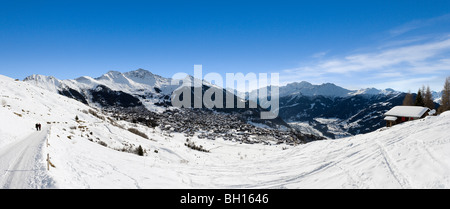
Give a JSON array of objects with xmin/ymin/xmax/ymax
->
[{"xmin": 1, "ymin": 0, "xmax": 450, "ymax": 91}]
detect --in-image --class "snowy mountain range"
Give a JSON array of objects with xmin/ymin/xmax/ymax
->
[
  {"xmin": 248, "ymin": 82, "xmax": 400, "ymax": 138},
  {"xmin": 23, "ymin": 69, "xmax": 179, "ymax": 112},
  {"xmin": 22, "ymin": 69, "xmax": 442, "ymax": 139},
  {"xmin": 250, "ymin": 81, "xmax": 400, "ymax": 99},
  {"xmin": 249, "ymin": 81, "xmax": 443, "ymax": 139},
  {"xmin": 275, "ymin": 82, "xmax": 405, "ymax": 138},
  {"xmin": 24, "ymin": 70, "xmax": 299, "ymax": 134},
  {"xmin": 1, "ymin": 73, "xmax": 449, "ymax": 189},
  {"xmin": 279, "ymin": 92, "xmax": 407, "ymax": 138}
]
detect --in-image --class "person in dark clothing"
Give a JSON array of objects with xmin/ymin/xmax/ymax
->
[
  {"xmin": 35, "ymin": 123, "xmax": 39, "ymax": 131},
  {"xmin": 38, "ymin": 123, "xmax": 41, "ymax": 131}
]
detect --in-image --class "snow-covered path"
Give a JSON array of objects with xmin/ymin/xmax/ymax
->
[{"xmin": 0, "ymin": 126, "xmax": 54, "ymax": 189}]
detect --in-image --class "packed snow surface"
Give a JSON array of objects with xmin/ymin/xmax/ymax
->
[{"xmin": 1, "ymin": 74, "xmax": 450, "ymax": 188}]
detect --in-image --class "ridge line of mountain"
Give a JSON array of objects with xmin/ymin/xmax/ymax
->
[{"xmin": 23, "ymin": 68, "xmax": 422, "ymax": 99}]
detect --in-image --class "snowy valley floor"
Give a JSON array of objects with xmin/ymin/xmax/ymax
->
[{"xmin": 1, "ymin": 75, "xmax": 450, "ymax": 189}]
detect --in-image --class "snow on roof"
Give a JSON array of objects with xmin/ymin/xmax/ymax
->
[
  {"xmin": 384, "ymin": 116, "xmax": 397, "ymax": 121},
  {"xmin": 384, "ymin": 106, "xmax": 430, "ymax": 118}
]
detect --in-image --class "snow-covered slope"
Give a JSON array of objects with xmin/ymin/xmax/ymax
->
[
  {"xmin": 1, "ymin": 74, "xmax": 450, "ymax": 188},
  {"xmin": 0, "ymin": 74, "xmax": 190, "ymax": 188}
]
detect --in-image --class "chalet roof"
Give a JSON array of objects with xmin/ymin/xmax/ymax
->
[
  {"xmin": 384, "ymin": 106, "xmax": 430, "ymax": 118},
  {"xmin": 384, "ymin": 116, "xmax": 397, "ymax": 121}
]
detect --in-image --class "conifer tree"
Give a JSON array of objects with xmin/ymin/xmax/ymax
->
[
  {"xmin": 439, "ymin": 77, "xmax": 450, "ymax": 114},
  {"xmin": 414, "ymin": 89, "xmax": 425, "ymax": 107},
  {"xmin": 136, "ymin": 145, "xmax": 144, "ymax": 156},
  {"xmin": 423, "ymin": 85, "xmax": 435, "ymax": 110}
]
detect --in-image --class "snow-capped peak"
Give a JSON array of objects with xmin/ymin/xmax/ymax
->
[
  {"xmin": 74, "ymin": 76, "xmax": 97, "ymax": 84},
  {"xmin": 24, "ymin": 74, "xmax": 59, "ymax": 83},
  {"xmin": 96, "ymin": 71, "xmax": 132, "ymax": 84},
  {"xmin": 124, "ymin": 68, "xmax": 155, "ymax": 79},
  {"xmin": 23, "ymin": 74, "xmax": 65, "ymax": 93},
  {"xmin": 349, "ymin": 87, "xmax": 400, "ymax": 96},
  {"xmin": 123, "ymin": 69, "xmax": 169, "ymax": 87},
  {"xmin": 278, "ymin": 81, "xmax": 352, "ymax": 98}
]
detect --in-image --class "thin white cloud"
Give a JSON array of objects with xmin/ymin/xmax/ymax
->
[
  {"xmin": 318, "ymin": 37, "xmax": 450, "ymax": 74},
  {"xmin": 389, "ymin": 14, "xmax": 450, "ymax": 36},
  {"xmin": 277, "ymin": 36, "xmax": 450, "ymax": 92},
  {"xmin": 273, "ymin": 15, "xmax": 450, "ymax": 92},
  {"xmin": 311, "ymin": 51, "xmax": 330, "ymax": 58},
  {"xmin": 369, "ymin": 76, "xmax": 442, "ymax": 92},
  {"xmin": 371, "ymin": 72, "xmax": 404, "ymax": 79}
]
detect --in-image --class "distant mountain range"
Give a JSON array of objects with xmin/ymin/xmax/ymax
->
[
  {"xmin": 23, "ymin": 69, "xmax": 441, "ymax": 139},
  {"xmin": 249, "ymin": 81, "xmax": 400, "ymax": 98},
  {"xmin": 250, "ymin": 81, "xmax": 441, "ymax": 138}
]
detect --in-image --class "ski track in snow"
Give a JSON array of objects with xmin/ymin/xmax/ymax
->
[
  {"xmin": 415, "ymin": 138, "xmax": 449, "ymax": 171},
  {"xmin": 376, "ymin": 142, "xmax": 410, "ymax": 188}
]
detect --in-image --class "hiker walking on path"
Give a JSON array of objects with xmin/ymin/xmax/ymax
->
[{"xmin": 35, "ymin": 123, "xmax": 42, "ymax": 131}]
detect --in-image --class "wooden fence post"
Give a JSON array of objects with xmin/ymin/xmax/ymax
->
[{"xmin": 47, "ymin": 153, "xmax": 49, "ymax": 171}]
